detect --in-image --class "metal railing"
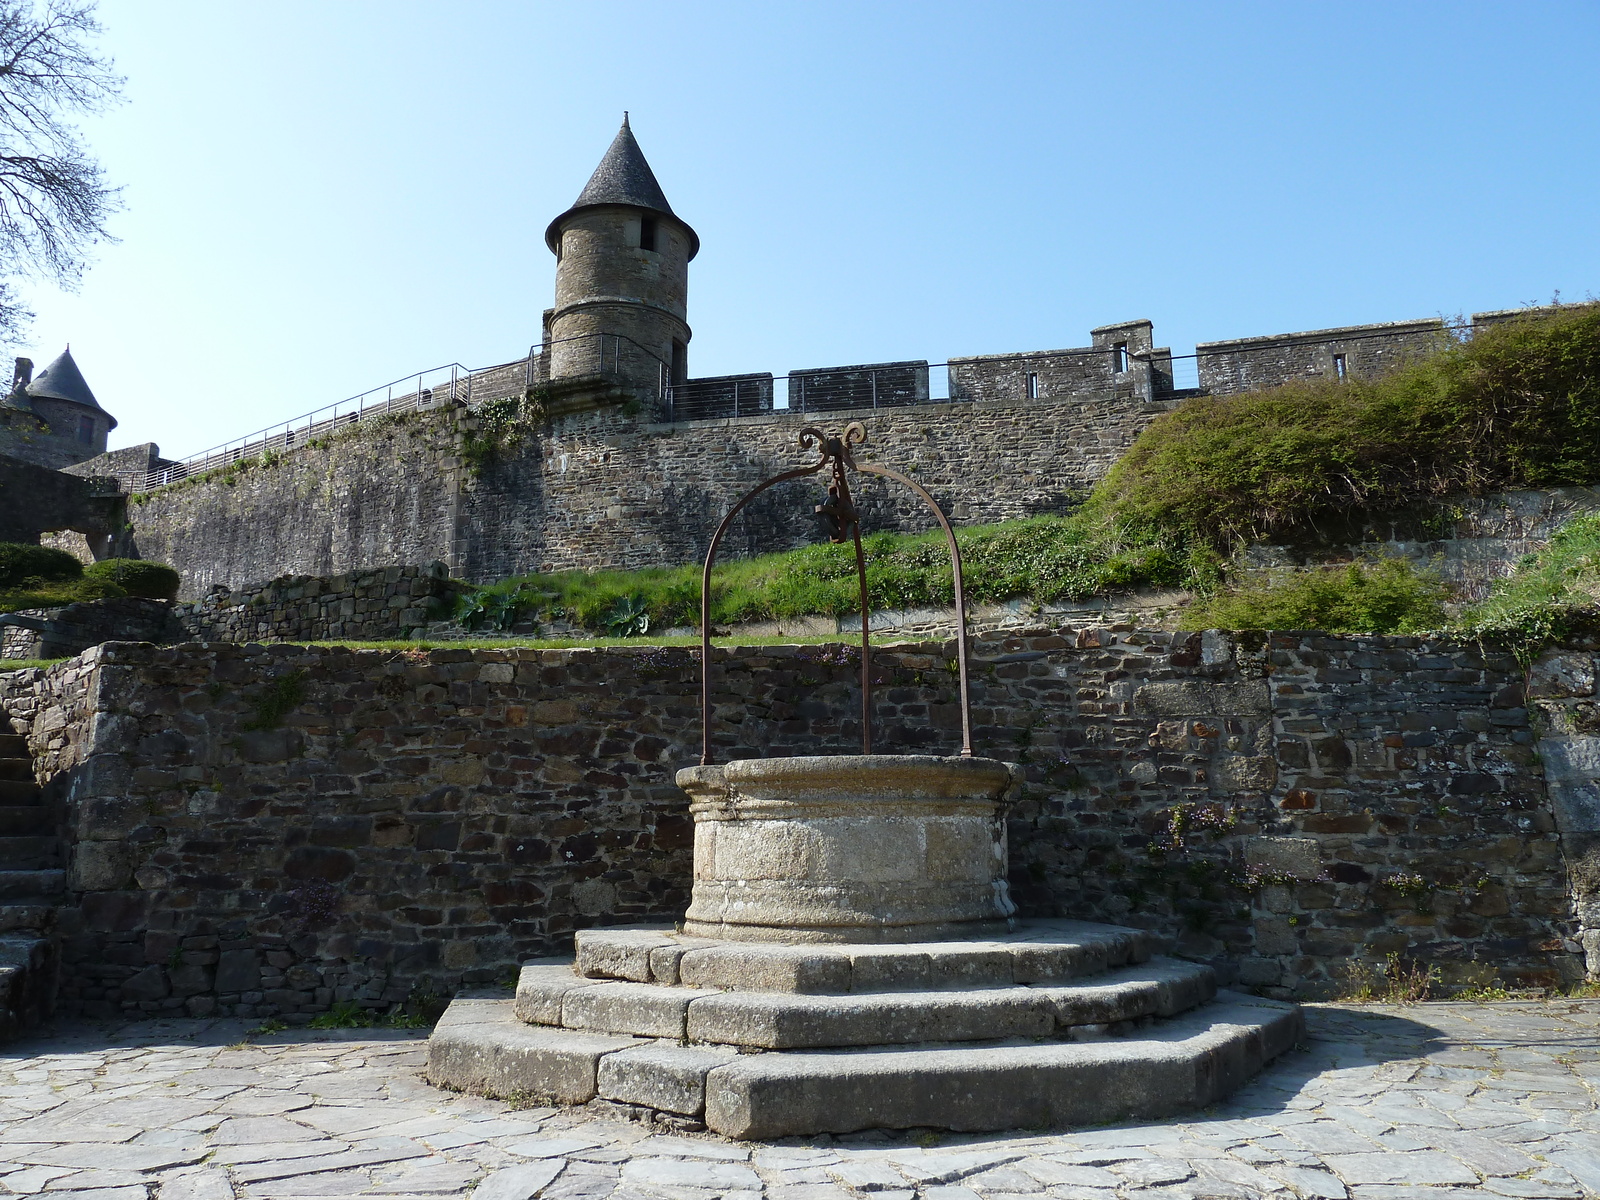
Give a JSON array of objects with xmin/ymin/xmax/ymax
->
[
  {"xmin": 142, "ymin": 319, "xmax": 1496, "ymax": 489},
  {"xmin": 138, "ymin": 331, "xmax": 674, "ymax": 493},
  {"xmin": 140, "ymin": 362, "xmax": 482, "ymax": 491}
]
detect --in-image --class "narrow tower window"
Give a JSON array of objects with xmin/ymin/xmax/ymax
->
[
  {"xmin": 76, "ymin": 414, "xmax": 95, "ymax": 443},
  {"xmin": 639, "ymin": 216, "xmax": 657, "ymax": 252},
  {"xmin": 1025, "ymin": 372, "xmax": 1039, "ymax": 399},
  {"xmin": 1333, "ymin": 353, "xmax": 1347, "ymax": 380},
  {"xmin": 1113, "ymin": 343, "xmax": 1128, "ymax": 373}
]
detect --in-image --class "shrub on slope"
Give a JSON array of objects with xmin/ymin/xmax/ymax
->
[{"xmin": 1090, "ymin": 303, "xmax": 1600, "ymax": 549}]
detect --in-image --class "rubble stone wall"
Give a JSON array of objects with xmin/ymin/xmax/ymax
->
[{"xmin": 0, "ymin": 627, "xmax": 1584, "ymax": 1022}]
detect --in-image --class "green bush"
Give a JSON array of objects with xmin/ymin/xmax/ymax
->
[
  {"xmin": 0, "ymin": 543, "xmax": 83, "ymax": 588},
  {"xmin": 84, "ymin": 559, "xmax": 181, "ymax": 600},
  {"xmin": 1457, "ymin": 512, "xmax": 1600, "ymax": 661},
  {"xmin": 1091, "ymin": 303, "xmax": 1600, "ymax": 549},
  {"xmin": 441, "ymin": 304, "xmax": 1600, "ymax": 638},
  {"xmin": 1178, "ymin": 560, "xmax": 1450, "ymax": 634},
  {"xmin": 0, "ymin": 575, "xmax": 125, "ymax": 614}
]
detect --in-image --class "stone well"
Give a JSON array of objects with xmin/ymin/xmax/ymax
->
[
  {"xmin": 675, "ymin": 754, "xmax": 1020, "ymax": 943},
  {"xmin": 428, "ymin": 751, "xmax": 1303, "ymax": 1137}
]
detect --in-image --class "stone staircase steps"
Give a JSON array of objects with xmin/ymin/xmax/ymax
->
[
  {"xmin": 0, "ymin": 735, "xmax": 58, "ymax": 1039},
  {"xmin": 0, "ymin": 870, "xmax": 64, "ymax": 902},
  {"xmin": 516, "ymin": 957, "xmax": 1219, "ymax": 1048},
  {"xmin": 0, "ymin": 806, "xmax": 52, "ymax": 836},
  {"xmin": 0, "ymin": 906, "xmax": 53, "ymax": 932},
  {"xmin": 0, "ymin": 779, "xmax": 41, "ymax": 806},
  {"xmin": 428, "ymin": 989, "xmax": 1305, "ymax": 1138},
  {"xmin": 430, "ymin": 918, "xmax": 1305, "ymax": 1137},
  {"xmin": 0, "ymin": 838, "xmax": 59, "ymax": 871}
]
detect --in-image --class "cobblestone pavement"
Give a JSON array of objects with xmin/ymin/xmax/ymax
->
[{"xmin": 0, "ymin": 1001, "xmax": 1595, "ymax": 1200}]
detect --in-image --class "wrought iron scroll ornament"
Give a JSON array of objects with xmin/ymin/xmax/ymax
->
[{"xmin": 699, "ymin": 421, "xmax": 975, "ymax": 765}]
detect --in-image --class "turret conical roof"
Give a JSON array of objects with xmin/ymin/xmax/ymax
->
[
  {"xmin": 25, "ymin": 347, "xmax": 115, "ymax": 428},
  {"xmin": 545, "ymin": 116, "xmax": 698, "ymax": 258}
]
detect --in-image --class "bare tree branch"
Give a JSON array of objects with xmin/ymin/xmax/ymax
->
[{"xmin": 0, "ymin": 0, "xmax": 122, "ymax": 348}]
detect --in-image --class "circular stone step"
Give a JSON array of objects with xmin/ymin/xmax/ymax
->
[
  {"xmin": 426, "ymin": 990, "xmax": 1305, "ymax": 1138},
  {"xmin": 573, "ymin": 919, "xmax": 1153, "ymax": 993},
  {"xmin": 515, "ymin": 956, "xmax": 1219, "ymax": 1048}
]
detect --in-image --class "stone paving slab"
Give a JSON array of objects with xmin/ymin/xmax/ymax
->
[{"xmin": 0, "ymin": 1000, "xmax": 1593, "ymax": 1198}]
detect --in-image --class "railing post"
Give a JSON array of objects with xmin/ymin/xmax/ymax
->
[{"xmin": 871, "ymin": 370, "xmax": 878, "ymax": 409}]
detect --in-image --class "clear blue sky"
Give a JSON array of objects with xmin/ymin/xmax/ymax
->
[{"xmin": 16, "ymin": 1, "xmax": 1600, "ymax": 459}]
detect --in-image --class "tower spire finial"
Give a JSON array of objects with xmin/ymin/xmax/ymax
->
[{"xmin": 623, "ymin": 111, "xmax": 630, "ymax": 128}]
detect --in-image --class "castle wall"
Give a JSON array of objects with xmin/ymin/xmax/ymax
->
[
  {"xmin": 1197, "ymin": 318, "xmax": 1446, "ymax": 394},
  {"xmin": 110, "ymin": 310, "xmax": 1528, "ymax": 596},
  {"xmin": 0, "ymin": 452, "xmax": 121, "ymax": 546},
  {"xmin": 125, "ymin": 410, "xmax": 460, "ymax": 597},
  {"xmin": 0, "ymin": 627, "xmax": 1584, "ymax": 1022},
  {"xmin": 122, "ymin": 384, "xmax": 1174, "ymax": 594}
]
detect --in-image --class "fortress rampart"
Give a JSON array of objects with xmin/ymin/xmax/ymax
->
[{"xmin": 100, "ymin": 310, "xmax": 1460, "ymax": 597}]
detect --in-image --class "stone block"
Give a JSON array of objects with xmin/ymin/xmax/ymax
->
[
  {"xmin": 685, "ymin": 988, "xmax": 1054, "ymax": 1049},
  {"xmin": 214, "ymin": 950, "xmax": 261, "ymax": 993},
  {"xmin": 1528, "ymin": 654, "xmax": 1596, "ymax": 698},
  {"xmin": 1046, "ymin": 959, "xmax": 1216, "ymax": 1026},
  {"xmin": 120, "ymin": 964, "xmax": 168, "ymax": 1001},
  {"xmin": 575, "ymin": 928, "xmax": 671, "ymax": 982},
  {"xmin": 70, "ymin": 841, "xmax": 132, "ymax": 891},
  {"xmin": 926, "ymin": 945, "xmax": 1013, "ymax": 988},
  {"xmin": 1547, "ymin": 781, "xmax": 1600, "ymax": 836},
  {"xmin": 562, "ymin": 981, "xmax": 692, "ymax": 1039},
  {"xmin": 597, "ymin": 1043, "xmax": 739, "ymax": 1116},
  {"xmin": 1212, "ymin": 754, "xmax": 1277, "ymax": 793},
  {"xmin": 427, "ymin": 998, "xmax": 638, "ymax": 1103},
  {"xmin": 513, "ymin": 962, "xmax": 595, "ymax": 1025},
  {"xmin": 847, "ymin": 947, "xmax": 932, "ymax": 992},
  {"xmin": 679, "ymin": 944, "xmax": 851, "ymax": 994},
  {"xmin": 700, "ymin": 994, "xmax": 1303, "ymax": 1138},
  {"xmin": 1246, "ymin": 837, "xmax": 1324, "ymax": 879}
]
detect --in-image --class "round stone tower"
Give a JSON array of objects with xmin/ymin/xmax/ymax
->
[{"xmin": 544, "ymin": 115, "xmax": 698, "ymax": 398}]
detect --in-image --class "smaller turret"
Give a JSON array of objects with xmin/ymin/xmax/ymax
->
[
  {"xmin": 544, "ymin": 116, "xmax": 696, "ymax": 402},
  {"xmin": 0, "ymin": 346, "xmax": 115, "ymax": 468}
]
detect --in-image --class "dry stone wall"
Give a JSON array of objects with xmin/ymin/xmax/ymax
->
[
  {"xmin": 0, "ymin": 626, "xmax": 1585, "ymax": 1023},
  {"xmin": 0, "ymin": 566, "xmax": 457, "ymax": 661},
  {"xmin": 172, "ymin": 563, "xmax": 455, "ymax": 645}
]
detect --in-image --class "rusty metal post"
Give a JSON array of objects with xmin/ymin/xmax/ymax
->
[{"xmin": 697, "ymin": 422, "xmax": 974, "ymax": 764}]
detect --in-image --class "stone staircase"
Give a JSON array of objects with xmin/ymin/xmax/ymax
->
[
  {"xmin": 0, "ymin": 731, "xmax": 60, "ymax": 1039},
  {"xmin": 429, "ymin": 920, "xmax": 1303, "ymax": 1139}
]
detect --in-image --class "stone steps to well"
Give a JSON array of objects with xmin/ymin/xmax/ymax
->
[
  {"xmin": 516, "ymin": 956, "xmax": 1218, "ymax": 1048},
  {"xmin": 0, "ymin": 735, "xmax": 26, "ymax": 758},
  {"xmin": 0, "ymin": 759, "xmax": 30, "ymax": 782},
  {"xmin": 573, "ymin": 920, "xmax": 1153, "ymax": 994},
  {"xmin": 428, "ymin": 989, "xmax": 1304, "ymax": 1138},
  {"xmin": 429, "ymin": 918, "xmax": 1305, "ymax": 1137}
]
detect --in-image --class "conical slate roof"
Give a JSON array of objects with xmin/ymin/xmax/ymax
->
[
  {"xmin": 545, "ymin": 116, "xmax": 698, "ymax": 258},
  {"xmin": 25, "ymin": 347, "xmax": 115, "ymax": 427}
]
